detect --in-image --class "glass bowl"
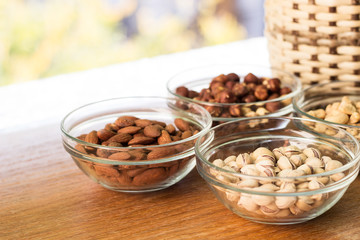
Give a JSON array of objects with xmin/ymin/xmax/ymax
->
[
  {"xmin": 167, "ymin": 64, "xmax": 301, "ymax": 125},
  {"xmin": 61, "ymin": 97, "xmax": 212, "ymax": 193},
  {"xmin": 195, "ymin": 116, "xmax": 360, "ymax": 224},
  {"xmin": 293, "ymin": 80, "xmax": 360, "ymax": 141}
]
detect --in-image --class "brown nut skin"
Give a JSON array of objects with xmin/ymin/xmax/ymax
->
[
  {"xmin": 175, "ymin": 86, "xmax": 189, "ymax": 97},
  {"xmin": 242, "ymin": 94, "xmax": 257, "ymax": 103},
  {"xmin": 225, "ymin": 80, "xmax": 236, "ymax": 90},
  {"xmin": 232, "ymin": 83, "xmax": 248, "ymax": 97},
  {"xmin": 226, "ymin": 73, "xmax": 240, "ymax": 82},
  {"xmin": 264, "ymin": 78, "xmax": 281, "ymax": 92},
  {"xmin": 204, "ymin": 105, "xmax": 222, "ymax": 117},
  {"xmin": 132, "ymin": 168, "xmax": 167, "ymax": 186},
  {"xmin": 188, "ymin": 90, "xmax": 199, "ymax": 99},
  {"xmin": 254, "ymin": 85, "xmax": 269, "ymax": 101},
  {"xmin": 143, "ymin": 125, "xmax": 162, "ymax": 138},
  {"xmin": 212, "ymin": 74, "xmax": 228, "ymax": 83},
  {"xmin": 268, "ymin": 93, "xmax": 280, "ymax": 100},
  {"xmin": 97, "ymin": 129, "xmax": 116, "ymax": 142},
  {"xmin": 280, "ymin": 87, "xmax": 292, "ymax": 95},
  {"xmin": 217, "ymin": 90, "xmax": 237, "ymax": 103},
  {"xmin": 246, "ymin": 83, "xmax": 257, "ymax": 93},
  {"xmin": 210, "ymin": 81, "xmax": 225, "ymax": 95},
  {"xmin": 174, "ymin": 118, "xmax": 190, "ymax": 131},
  {"xmin": 229, "ymin": 105, "xmax": 242, "ymax": 117},
  {"xmin": 115, "ymin": 116, "xmax": 136, "ymax": 128},
  {"xmin": 199, "ymin": 88, "xmax": 212, "ymax": 101},
  {"xmin": 244, "ymin": 73, "xmax": 259, "ymax": 84},
  {"xmin": 265, "ymin": 101, "xmax": 281, "ymax": 113}
]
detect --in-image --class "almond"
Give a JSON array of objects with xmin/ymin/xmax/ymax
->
[
  {"xmin": 134, "ymin": 119, "xmax": 152, "ymax": 128},
  {"xmin": 108, "ymin": 152, "xmax": 132, "ymax": 160},
  {"xmin": 126, "ymin": 168, "xmax": 147, "ymax": 177},
  {"xmin": 85, "ymin": 130, "xmax": 99, "ymax": 144},
  {"xmin": 105, "ymin": 123, "xmax": 120, "ymax": 132},
  {"xmin": 157, "ymin": 130, "xmax": 172, "ymax": 145},
  {"xmin": 144, "ymin": 125, "xmax": 162, "ymax": 138},
  {"xmin": 132, "ymin": 168, "xmax": 167, "ymax": 186},
  {"xmin": 97, "ymin": 129, "xmax": 116, "ymax": 141},
  {"xmin": 108, "ymin": 133, "xmax": 132, "ymax": 144},
  {"xmin": 96, "ymin": 148, "xmax": 111, "ymax": 158},
  {"xmin": 151, "ymin": 120, "xmax": 166, "ymax": 128},
  {"xmin": 129, "ymin": 150, "xmax": 147, "ymax": 160},
  {"xmin": 165, "ymin": 124, "xmax": 176, "ymax": 135},
  {"xmin": 115, "ymin": 116, "xmax": 136, "ymax": 127},
  {"xmin": 94, "ymin": 165, "xmax": 120, "ymax": 177},
  {"xmin": 116, "ymin": 171, "xmax": 132, "ymax": 184},
  {"xmin": 128, "ymin": 136, "xmax": 155, "ymax": 145},
  {"xmin": 117, "ymin": 126, "xmax": 142, "ymax": 134},
  {"xmin": 147, "ymin": 147, "xmax": 177, "ymax": 160},
  {"xmin": 174, "ymin": 118, "xmax": 190, "ymax": 131},
  {"xmin": 77, "ymin": 134, "xmax": 87, "ymax": 141},
  {"xmin": 75, "ymin": 144, "xmax": 87, "ymax": 153},
  {"xmin": 181, "ymin": 130, "xmax": 193, "ymax": 139}
]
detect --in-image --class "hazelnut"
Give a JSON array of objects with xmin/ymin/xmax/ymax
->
[
  {"xmin": 242, "ymin": 94, "xmax": 257, "ymax": 103},
  {"xmin": 199, "ymin": 88, "xmax": 212, "ymax": 101},
  {"xmin": 225, "ymin": 80, "xmax": 236, "ymax": 90},
  {"xmin": 212, "ymin": 74, "xmax": 228, "ymax": 83},
  {"xmin": 188, "ymin": 90, "xmax": 199, "ymax": 99},
  {"xmin": 280, "ymin": 87, "xmax": 292, "ymax": 95},
  {"xmin": 265, "ymin": 101, "xmax": 281, "ymax": 112},
  {"xmin": 210, "ymin": 81, "xmax": 225, "ymax": 95},
  {"xmin": 232, "ymin": 83, "xmax": 248, "ymax": 97},
  {"xmin": 220, "ymin": 111, "xmax": 232, "ymax": 118},
  {"xmin": 218, "ymin": 91, "xmax": 237, "ymax": 103},
  {"xmin": 229, "ymin": 105, "xmax": 242, "ymax": 117},
  {"xmin": 268, "ymin": 93, "xmax": 280, "ymax": 100},
  {"xmin": 254, "ymin": 85, "xmax": 269, "ymax": 101},
  {"xmin": 204, "ymin": 105, "xmax": 222, "ymax": 117},
  {"xmin": 175, "ymin": 86, "xmax": 189, "ymax": 97},
  {"xmin": 226, "ymin": 73, "xmax": 240, "ymax": 82},
  {"xmin": 264, "ymin": 78, "xmax": 281, "ymax": 92},
  {"xmin": 244, "ymin": 73, "xmax": 259, "ymax": 84},
  {"xmin": 246, "ymin": 83, "xmax": 257, "ymax": 93}
]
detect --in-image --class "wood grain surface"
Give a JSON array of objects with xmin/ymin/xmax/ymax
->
[{"xmin": 1, "ymin": 124, "xmax": 360, "ymax": 240}]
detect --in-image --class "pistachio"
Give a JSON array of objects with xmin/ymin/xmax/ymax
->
[
  {"xmin": 213, "ymin": 159, "xmax": 225, "ymax": 168},
  {"xmin": 224, "ymin": 155, "xmax": 236, "ymax": 164},
  {"xmin": 225, "ymin": 190, "xmax": 241, "ymax": 202},
  {"xmin": 240, "ymin": 164, "xmax": 260, "ymax": 176},
  {"xmin": 238, "ymin": 195, "xmax": 259, "ymax": 212},
  {"xmin": 277, "ymin": 156, "xmax": 295, "ymax": 170},
  {"xmin": 237, "ymin": 178, "xmax": 259, "ymax": 188},
  {"xmin": 296, "ymin": 198, "xmax": 313, "ymax": 212},
  {"xmin": 275, "ymin": 188, "xmax": 297, "ymax": 209},
  {"xmin": 305, "ymin": 157, "xmax": 324, "ymax": 168},
  {"xmin": 297, "ymin": 164, "xmax": 313, "ymax": 175},
  {"xmin": 325, "ymin": 160, "xmax": 343, "ymax": 171},
  {"xmin": 236, "ymin": 153, "xmax": 252, "ymax": 168},
  {"xmin": 272, "ymin": 147, "xmax": 285, "ymax": 160},
  {"xmin": 260, "ymin": 203, "xmax": 280, "ymax": 216},
  {"xmin": 251, "ymin": 188, "xmax": 275, "ymax": 206},
  {"xmin": 276, "ymin": 209, "xmax": 291, "ymax": 218},
  {"xmin": 256, "ymin": 160, "xmax": 275, "ymax": 177},
  {"xmin": 303, "ymin": 148, "xmax": 321, "ymax": 159},
  {"xmin": 252, "ymin": 147, "xmax": 274, "ymax": 160},
  {"xmin": 289, "ymin": 205, "xmax": 304, "ymax": 215},
  {"xmin": 331, "ymin": 172, "xmax": 345, "ymax": 182},
  {"xmin": 255, "ymin": 154, "xmax": 276, "ymax": 164},
  {"xmin": 284, "ymin": 145, "xmax": 302, "ymax": 158}
]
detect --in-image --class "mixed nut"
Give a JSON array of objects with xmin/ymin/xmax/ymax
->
[
  {"xmin": 175, "ymin": 72, "xmax": 292, "ymax": 118},
  {"xmin": 306, "ymin": 96, "xmax": 360, "ymax": 140},
  {"xmin": 74, "ymin": 115, "xmax": 200, "ymax": 187},
  {"xmin": 210, "ymin": 145, "xmax": 346, "ymax": 218}
]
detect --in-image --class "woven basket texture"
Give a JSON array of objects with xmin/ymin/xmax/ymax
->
[{"xmin": 265, "ymin": 0, "xmax": 360, "ymax": 85}]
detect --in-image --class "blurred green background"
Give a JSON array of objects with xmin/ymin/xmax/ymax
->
[{"xmin": 0, "ymin": 0, "xmax": 264, "ymax": 86}]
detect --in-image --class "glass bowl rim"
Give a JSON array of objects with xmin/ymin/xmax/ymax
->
[
  {"xmin": 61, "ymin": 96, "xmax": 212, "ymax": 164},
  {"xmin": 292, "ymin": 80, "xmax": 360, "ymax": 130}
]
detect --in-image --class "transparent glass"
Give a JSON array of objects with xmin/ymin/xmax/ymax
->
[
  {"xmin": 195, "ymin": 116, "xmax": 360, "ymax": 224},
  {"xmin": 61, "ymin": 97, "xmax": 212, "ymax": 192},
  {"xmin": 167, "ymin": 64, "xmax": 302, "ymax": 125}
]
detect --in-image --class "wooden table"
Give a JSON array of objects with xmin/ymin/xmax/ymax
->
[{"xmin": 1, "ymin": 38, "xmax": 360, "ymax": 239}]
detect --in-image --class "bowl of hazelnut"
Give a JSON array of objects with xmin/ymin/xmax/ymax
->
[
  {"xmin": 167, "ymin": 64, "xmax": 301, "ymax": 125},
  {"xmin": 61, "ymin": 97, "xmax": 212, "ymax": 192},
  {"xmin": 293, "ymin": 80, "xmax": 360, "ymax": 142},
  {"xmin": 195, "ymin": 116, "xmax": 360, "ymax": 224}
]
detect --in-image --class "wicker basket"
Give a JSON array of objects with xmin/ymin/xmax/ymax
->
[{"xmin": 265, "ymin": 0, "xmax": 360, "ymax": 85}]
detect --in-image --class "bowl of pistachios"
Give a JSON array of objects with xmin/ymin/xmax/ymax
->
[{"xmin": 195, "ymin": 116, "xmax": 360, "ymax": 224}]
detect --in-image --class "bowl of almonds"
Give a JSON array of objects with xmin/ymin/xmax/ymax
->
[
  {"xmin": 195, "ymin": 116, "xmax": 360, "ymax": 224},
  {"xmin": 61, "ymin": 97, "xmax": 212, "ymax": 192},
  {"xmin": 167, "ymin": 64, "xmax": 301, "ymax": 125},
  {"xmin": 293, "ymin": 81, "xmax": 360, "ymax": 141}
]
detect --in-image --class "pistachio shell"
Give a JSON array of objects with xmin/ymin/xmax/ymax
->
[
  {"xmin": 325, "ymin": 160, "xmax": 343, "ymax": 171},
  {"xmin": 303, "ymin": 148, "xmax": 321, "ymax": 159},
  {"xmin": 305, "ymin": 157, "xmax": 324, "ymax": 168},
  {"xmin": 238, "ymin": 195, "xmax": 259, "ymax": 212},
  {"xmin": 236, "ymin": 153, "xmax": 252, "ymax": 168}
]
